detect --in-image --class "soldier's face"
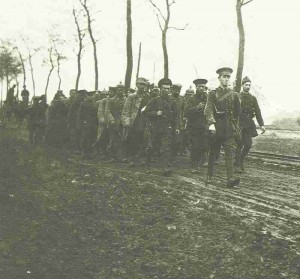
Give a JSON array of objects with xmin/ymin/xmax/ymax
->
[
  {"xmin": 196, "ymin": 84, "xmax": 206, "ymax": 93},
  {"xmin": 172, "ymin": 88, "xmax": 180, "ymax": 97},
  {"xmin": 243, "ymin": 82, "xmax": 251, "ymax": 92},
  {"xmin": 161, "ymin": 85, "xmax": 171, "ymax": 96},
  {"xmin": 219, "ymin": 74, "xmax": 231, "ymax": 87},
  {"xmin": 136, "ymin": 82, "xmax": 146, "ymax": 92}
]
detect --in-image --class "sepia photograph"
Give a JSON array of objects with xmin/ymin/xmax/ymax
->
[{"xmin": 0, "ymin": 0, "xmax": 299, "ymax": 278}]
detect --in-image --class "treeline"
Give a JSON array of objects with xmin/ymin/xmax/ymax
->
[{"xmin": 0, "ymin": 0, "xmax": 255, "ymax": 101}]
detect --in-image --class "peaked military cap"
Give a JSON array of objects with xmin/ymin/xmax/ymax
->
[
  {"xmin": 186, "ymin": 86, "xmax": 195, "ymax": 94},
  {"xmin": 109, "ymin": 86, "xmax": 116, "ymax": 92},
  {"xmin": 193, "ymin": 79, "xmax": 208, "ymax": 85},
  {"xmin": 136, "ymin": 77, "xmax": 148, "ymax": 85},
  {"xmin": 172, "ymin": 83, "xmax": 182, "ymax": 90},
  {"xmin": 216, "ymin": 67, "xmax": 233, "ymax": 75},
  {"xmin": 78, "ymin": 89, "xmax": 88, "ymax": 94},
  {"xmin": 242, "ymin": 76, "xmax": 251, "ymax": 84},
  {"xmin": 158, "ymin": 78, "xmax": 172, "ymax": 88}
]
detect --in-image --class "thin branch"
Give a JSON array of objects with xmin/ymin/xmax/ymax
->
[
  {"xmin": 168, "ymin": 23, "xmax": 188, "ymax": 31},
  {"xmin": 156, "ymin": 14, "xmax": 163, "ymax": 31},
  {"xmin": 242, "ymin": 0, "xmax": 254, "ymax": 6},
  {"xmin": 169, "ymin": 0, "xmax": 176, "ymax": 6},
  {"xmin": 148, "ymin": 0, "xmax": 166, "ymax": 21}
]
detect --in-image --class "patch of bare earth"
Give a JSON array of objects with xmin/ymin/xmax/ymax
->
[{"xmin": 0, "ymin": 127, "xmax": 299, "ymax": 278}]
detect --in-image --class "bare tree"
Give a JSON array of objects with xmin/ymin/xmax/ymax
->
[
  {"xmin": 44, "ymin": 46, "xmax": 55, "ymax": 98},
  {"xmin": 148, "ymin": 0, "xmax": 188, "ymax": 78},
  {"xmin": 27, "ymin": 47, "xmax": 41, "ymax": 96},
  {"xmin": 14, "ymin": 47, "xmax": 26, "ymax": 87},
  {"xmin": 125, "ymin": 0, "xmax": 133, "ymax": 89},
  {"xmin": 235, "ymin": 0, "xmax": 254, "ymax": 93},
  {"xmin": 73, "ymin": 8, "xmax": 86, "ymax": 91},
  {"xmin": 136, "ymin": 42, "xmax": 142, "ymax": 81},
  {"xmin": 80, "ymin": 0, "xmax": 99, "ymax": 90}
]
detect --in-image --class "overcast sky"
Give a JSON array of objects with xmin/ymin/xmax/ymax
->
[{"xmin": 1, "ymin": 0, "xmax": 300, "ymax": 121}]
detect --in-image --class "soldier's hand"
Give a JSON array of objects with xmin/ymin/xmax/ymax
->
[
  {"xmin": 209, "ymin": 124, "xmax": 216, "ymax": 135},
  {"xmin": 261, "ymin": 126, "xmax": 266, "ymax": 134},
  {"xmin": 157, "ymin": 110, "xmax": 163, "ymax": 116},
  {"xmin": 197, "ymin": 103, "xmax": 204, "ymax": 109}
]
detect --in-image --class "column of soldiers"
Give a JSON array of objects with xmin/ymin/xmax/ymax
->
[{"xmin": 23, "ymin": 66, "xmax": 265, "ymax": 188}]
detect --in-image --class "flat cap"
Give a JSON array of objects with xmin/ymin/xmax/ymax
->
[
  {"xmin": 216, "ymin": 67, "xmax": 233, "ymax": 75},
  {"xmin": 158, "ymin": 78, "xmax": 172, "ymax": 88},
  {"xmin": 136, "ymin": 77, "xmax": 148, "ymax": 85},
  {"xmin": 193, "ymin": 79, "xmax": 208, "ymax": 85},
  {"xmin": 172, "ymin": 83, "xmax": 182, "ymax": 89},
  {"xmin": 242, "ymin": 76, "xmax": 251, "ymax": 84},
  {"xmin": 78, "ymin": 89, "xmax": 88, "ymax": 94}
]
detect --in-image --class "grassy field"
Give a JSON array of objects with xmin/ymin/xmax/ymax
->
[{"xmin": 1, "ymin": 127, "xmax": 299, "ymax": 279}]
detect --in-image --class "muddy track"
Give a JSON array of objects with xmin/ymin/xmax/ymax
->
[{"xmin": 69, "ymin": 158, "xmax": 300, "ymax": 247}]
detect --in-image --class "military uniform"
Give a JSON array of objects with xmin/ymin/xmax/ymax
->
[
  {"xmin": 144, "ymin": 78, "xmax": 179, "ymax": 165},
  {"xmin": 77, "ymin": 94, "xmax": 98, "ymax": 156},
  {"xmin": 67, "ymin": 90, "xmax": 87, "ymax": 150},
  {"xmin": 171, "ymin": 84, "xmax": 185, "ymax": 156},
  {"xmin": 106, "ymin": 92, "xmax": 125, "ymax": 161},
  {"xmin": 122, "ymin": 78, "xmax": 150, "ymax": 163},
  {"xmin": 27, "ymin": 97, "xmax": 44, "ymax": 144},
  {"xmin": 205, "ymin": 67, "xmax": 241, "ymax": 186},
  {"xmin": 235, "ymin": 76, "xmax": 265, "ymax": 171},
  {"xmin": 45, "ymin": 97, "xmax": 69, "ymax": 146},
  {"xmin": 21, "ymin": 86, "xmax": 30, "ymax": 108},
  {"xmin": 185, "ymin": 79, "xmax": 209, "ymax": 167}
]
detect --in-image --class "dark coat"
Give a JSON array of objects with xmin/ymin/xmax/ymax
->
[
  {"xmin": 204, "ymin": 87, "xmax": 240, "ymax": 138},
  {"xmin": 184, "ymin": 93, "xmax": 207, "ymax": 130},
  {"xmin": 239, "ymin": 92, "xmax": 264, "ymax": 137}
]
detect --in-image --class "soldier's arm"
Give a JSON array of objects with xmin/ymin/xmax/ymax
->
[
  {"xmin": 184, "ymin": 98, "xmax": 200, "ymax": 118},
  {"xmin": 204, "ymin": 92, "xmax": 216, "ymax": 126},
  {"xmin": 144, "ymin": 99, "xmax": 158, "ymax": 118},
  {"xmin": 253, "ymin": 97, "xmax": 264, "ymax": 127},
  {"xmin": 105, "ymin": 98, "xmax": 115, "ymax": 124},
  {"xmin": 233, "ymin": 93, "xmax": 241, "ymax": 122},
  {"xmin": 121, "ymin": 95, "xmax": 132, "ymax": 127}
]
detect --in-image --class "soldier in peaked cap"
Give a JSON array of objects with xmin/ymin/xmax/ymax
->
[
  {"xmin": 234, "ymin": 76, "xmax": 265, "ymax": 172},
  {"xmin": 122, "ymin": 77, "xmax": 150, "ymax": 166},
  {"xmin": 204, "ymin": 67, "xmax": 241, "ymax": 187},
  {"xmin": 184, "ymin": 78, "xmax": 209, "ymax": 168},
  {"xmin": 144, "ymin": 78, "xmax": 179, "ymax": 173}
]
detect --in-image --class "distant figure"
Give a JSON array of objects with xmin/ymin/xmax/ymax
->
[
  {"xmin": 234, "ymin": 76, "xmax": 266, "ymax": 172},
  {"xmin": 6, "ymin": 84, "xmax": 16, "ymax": 105},
  {"xmin": 21, "ymin": 85, "xmax": 30, "ymax": 108}
]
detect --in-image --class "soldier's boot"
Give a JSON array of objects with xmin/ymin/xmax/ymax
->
[
  {"xmin": 206, "ymin": 149, "xmax": 216, "ymax": 185},
  {"xmin": 240, "ymin": 145, "xmax": 251, "ymax": 172},
  {"xmin": 225, "ymin": 149, "xmax": 240, "ymax": 188},
  {"xmin": 234, "ymin": 145, "xmax": 244, "ymax": 173}
]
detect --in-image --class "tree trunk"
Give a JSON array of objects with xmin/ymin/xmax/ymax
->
[
  {"xmin": 162, "ymin": 30, "xmax": 169, "ymax": 78},
  {"xmin": 57, "ymin": 57, "xmax": 62, "ymax": 90},
  {"xmin": 16, "ymin": 48, "xmax": 26, "ymax": 87},
  {"xmin": 235, "ymin": 0, "xmax": 245, "ymax": 93},
  {"xmin": 73, "ymin": 8, "xmax": 84, "ymax": 91},
  {"xmin": 81, "ymin": 0, "xmax": 99, "ymax": 90},
  {"xmin": 125, "ymin": 0, "xmax": 133, "ymax": 89},
  {"xmin": 136, "ymin": 43, "xmax": 142, "ymax": 81},
  {"xmin": 28, "ymin": 53, "xmax": 36, "ymax": 96},
  {"xmin": 45, "ymin": 48, "xmax": 54, "ymax": 98}
]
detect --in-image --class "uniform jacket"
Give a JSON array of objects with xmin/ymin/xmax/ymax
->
[
  {"xmin": 184, "ymin": 93, "xmax": 207, "ymax": 130},
  {"xmin": 239, "ymin": 92, "xmax": 264, "ymax": 136},
  {"xmin": 77, "ymin": 97, "xmax": 98, "ymax": 130},
  {"xmin": 171, "ymin": 95, "xmax": 185, "ymax": 129},
  {"xmin": 121, "ymin": 91, "xmax": 149, "ymax": 127},
  {"xmin": 144, "ymin": 95, "xmax": 179, "ymax": 132},
  {"xmin": 204, "ymin": 87, "xmax": 240, "ymax": 138},
  {"xmin": 97, "ymin": 97, "xmax": 109, "ymax": 124},
  {"xmin": 105, "ymin": 96, "xmax": 125, "ymax": 127}
]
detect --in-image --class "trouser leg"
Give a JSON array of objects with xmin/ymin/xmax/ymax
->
[{"xmin": 224, "ymin": 137, "xmax": 237, "ymax": 181}]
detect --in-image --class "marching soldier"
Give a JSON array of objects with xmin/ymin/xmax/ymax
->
[
  {"xmin": 95, "ymin": 87, "xmax": 115, "ymax": 158},
  {"xmin": 45, "ymin": 93, "xmax": 69, "ymax": 147},
  {"xmin": 144, "ymin": 78, "xmax": 179, "ymax": 171},
  {"xmin": 235, "ymin": 76, "xmax": 266, "ymax": 172},
  {"xmin": 122, "ymin": 77, "xmax": 150, "ymax": 166},
  {"xmin": 185, "ymin": 79, "xmax": 209, "ymax": 168},
  {"xmin": 171, "ymin": 84, "xmax": 185, "ymax": 156},
  {"xmin": 205, "ymin": 67, "xmax": 241, "ymax": 187},
  {"xmin": 67, "ymin": 90, "xmax": 87, "ymax": 151},
  {"xmin": 106, "ymin": 84, "xmax": 125, "ymax": 161},
  {"xmin": 77, "ymin": 91, "xmax": 98, "ymax": 157}
]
